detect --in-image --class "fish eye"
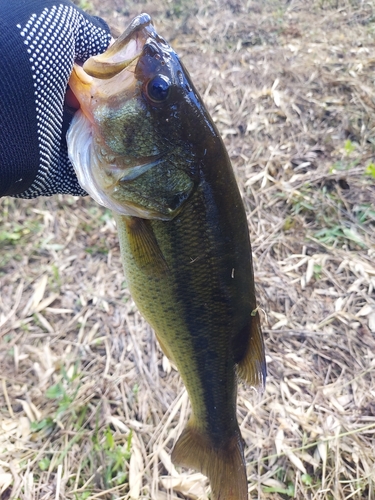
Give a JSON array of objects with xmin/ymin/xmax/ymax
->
[{"xmin": 146, "ymin": 75, "xmax": 171, "ymax": 103}]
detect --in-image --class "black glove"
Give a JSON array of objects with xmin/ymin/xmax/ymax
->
[{"xmin": 0, "ymin": 0, "xmax": 111, "ymax": 198}]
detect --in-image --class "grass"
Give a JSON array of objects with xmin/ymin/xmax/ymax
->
[{"xmin": 1, "ymin": 0, "xmax": 375, "ymax": 499}]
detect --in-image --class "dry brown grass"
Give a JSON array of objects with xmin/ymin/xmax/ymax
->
[{"xmin": 1, "ymin": 0, "xmax": 375, "ymax": 498}]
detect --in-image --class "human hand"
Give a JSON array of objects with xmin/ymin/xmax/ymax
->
[{"xmin": 0, "ymin": 0, "xmax": 111, "ymax": 198}]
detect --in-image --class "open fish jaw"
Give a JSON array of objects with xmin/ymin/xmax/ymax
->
[{"xmin": 82, "ymin": 13, "xmax": 154, "ymax": 80}]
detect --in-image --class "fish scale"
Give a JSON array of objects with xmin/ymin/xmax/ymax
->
[
  {"xmin": 115, "ymin": 173, "xmax": 251, "ymax": 472},
  {"xmin": 67, "ymin": 13, "xmax": 266, "ymax": 499}
]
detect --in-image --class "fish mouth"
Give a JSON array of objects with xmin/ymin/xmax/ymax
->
[
  {"xmin": 82, "ymin": 13, "xmax": 155, "ymax": 80},
  {"xmin": 68, "ymin": 13, "xmax": 159, "ymax": 106}
]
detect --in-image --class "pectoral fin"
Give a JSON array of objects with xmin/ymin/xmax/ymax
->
[
  {"xmin": 236, "ymin": 311, "xmax": 266, "ymax": 390},
  {"xmin": 117, "ymin": 215, "xmax": 168, "ymax": 277}
]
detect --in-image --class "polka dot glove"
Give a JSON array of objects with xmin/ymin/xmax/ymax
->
[{"xmin": 0, "ymin": 0, "xmax": 111, "ymax": 198}]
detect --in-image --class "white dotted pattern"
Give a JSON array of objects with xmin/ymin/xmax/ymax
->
[{"xmin": 15, "ymin": 4, "xmax": 110, "ymax": 197}]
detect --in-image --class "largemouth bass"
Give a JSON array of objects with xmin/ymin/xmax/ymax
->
[{"xmin": 67, "ymin": 13, "xmax": 266, "ymax": 500}]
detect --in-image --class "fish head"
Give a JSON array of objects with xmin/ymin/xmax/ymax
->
[{"xmin": 67, "ymin": 14, "xmax": 218, "ymax": 220}]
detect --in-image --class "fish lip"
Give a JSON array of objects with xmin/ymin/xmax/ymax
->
[
  {"xmin": 82, "ymin": 13, "xmax": 157, "ymax": 79},
  {"xmin": 117, "ymin": 13, "xmax": 153, "ymax": 46}
]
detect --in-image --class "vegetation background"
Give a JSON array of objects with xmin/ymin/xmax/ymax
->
[{"xmin": 1, "ymin": 0, "xmax": 374, "ymax": 498}]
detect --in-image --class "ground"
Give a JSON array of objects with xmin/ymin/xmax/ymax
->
[{"xmin": 1, "ymin": 0, "xmax": 375, "ymax": 499}]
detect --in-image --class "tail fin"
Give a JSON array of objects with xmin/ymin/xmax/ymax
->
[{"xmin": 171, "ymin": 423, "xmax": 248, "ymax": 500}]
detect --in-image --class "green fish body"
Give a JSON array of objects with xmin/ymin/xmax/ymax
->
[{"xmin": 67, "ymin": 14, "xmax": 266, "ymax": 499}]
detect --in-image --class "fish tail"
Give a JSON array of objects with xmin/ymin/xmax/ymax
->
[{"xmin": 171, "ymin": 422, "xmax": 248, "ymax": 500}]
